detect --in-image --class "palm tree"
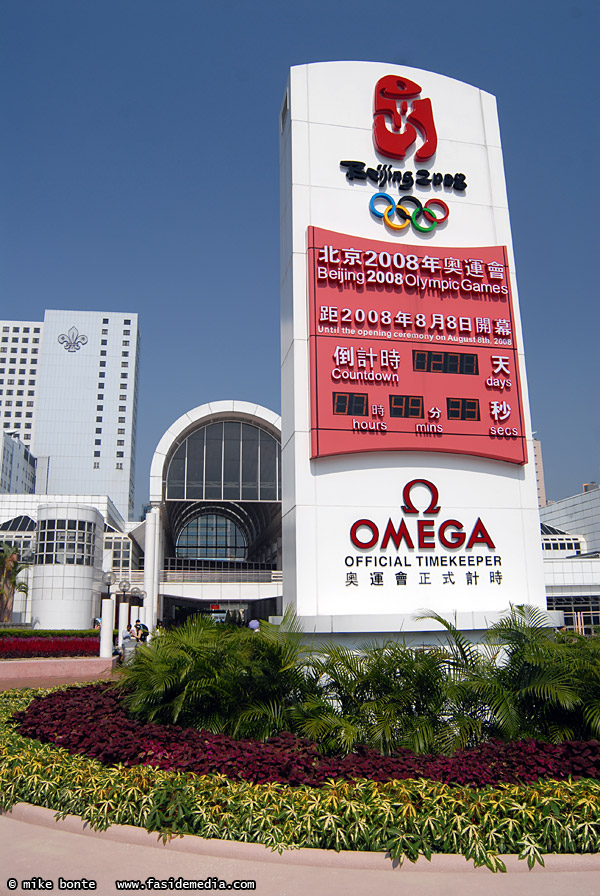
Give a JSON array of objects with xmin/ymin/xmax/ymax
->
[
  {"xmin": 0, "ymin": 542, "xmax": 29, "ymax": 625},
  {"xmin": 419, "ymin": 605, "xmax": 584, "ymax": 744}
]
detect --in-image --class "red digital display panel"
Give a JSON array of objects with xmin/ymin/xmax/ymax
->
[{"xmin": 308, "ymin": 227, "xmax": 527, "ymax": 465}]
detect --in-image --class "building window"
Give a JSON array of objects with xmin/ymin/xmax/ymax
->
[
  {"xmin": 36, "ymin": 519, "xmax": 97, "ymax": 567},
  {"xmin": 176, "ymin": 513, "xmax": 247, "ymax": 560},
  {"xmin": 547, "ymin": 595, "xmax": 600, "ymax": 635},
  {"xmin": 103, "ymin": 318, "xmax": 109, "ymax": 324},
  {"xmin": 166, "ymin": 421, "xmax": 281, "ymax": 501},
  {"xmin": 94, "ymin": 450, "xmax": 101, "ymax": 457},
  {"xmin": 94, "ymin": 462, "xmax": 100, "ymax": 469},
  {"xmin": 116, "ymin": 451, "xmax": 124, "ymax": 457}
]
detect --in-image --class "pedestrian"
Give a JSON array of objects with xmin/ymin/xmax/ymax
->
[{"xmin": 134, "ymin": 618, "xmax": 149, "ymax": 643}]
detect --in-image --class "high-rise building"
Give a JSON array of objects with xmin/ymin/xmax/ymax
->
[{"xmin": 0, "ymin": 310, "xmax": 139, "ymax": 519}]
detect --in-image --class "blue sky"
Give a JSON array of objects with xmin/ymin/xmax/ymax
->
[{"xmin": 2, "ymin": 0, "xmax": 598, "ymax": 515}]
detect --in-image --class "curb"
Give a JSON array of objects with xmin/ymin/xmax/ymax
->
[{"xmin": 5, "ymin": 803, "xmax": 600, "ymax": 873}]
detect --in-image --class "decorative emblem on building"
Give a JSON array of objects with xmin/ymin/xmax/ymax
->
[
  {"xmin": 373, "ymin": 75, "xmax": 437, "ymax": 161},
  {"xmin": 58, "ymin": 326, "xmax": 88, "ymax": 352}
]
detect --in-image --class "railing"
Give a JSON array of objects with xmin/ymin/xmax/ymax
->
[{"xmin": 127, "ymin": 570, "xmax": 282, "ymax": 585}]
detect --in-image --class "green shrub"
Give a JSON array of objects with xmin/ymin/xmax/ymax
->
[
  {"xmin": 119, "ymin": 613, "xmax": 318, "ymax": 738},
  {"xmin": 118, "ymin": 606, "xmax": 600, "ymax": 755}
]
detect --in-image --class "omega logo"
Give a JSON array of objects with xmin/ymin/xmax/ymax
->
[{"xmin": 350, "ymin": 479, "xmax": 495, "ymax": 551}]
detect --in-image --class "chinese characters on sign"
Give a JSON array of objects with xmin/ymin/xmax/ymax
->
[
  {"xmin": 308, "ymin": 227, "xmax": 526, "ymax": 464},
  {"xmin": 344, "ymin": 568, "xmax": 503, "ymax": 588}
]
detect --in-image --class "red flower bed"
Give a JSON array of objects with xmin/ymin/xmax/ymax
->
[
  {"xmin": 12, "ymin": 684, "xmax": 600, "ymax": 786},
  {"xmin": 0, "ymin": 637, "xmax": 100, "ymax": 659}
]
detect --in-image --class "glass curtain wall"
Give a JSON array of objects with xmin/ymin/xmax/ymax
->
[
  {"xmin": 175, "ymin": 513, "xmax": 247, "ymax": 560},
  {"xmin": 166, "ymin": 422, "xmax": 280, "ymax": 502}
]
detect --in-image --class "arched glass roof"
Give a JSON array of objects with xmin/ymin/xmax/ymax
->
[
  {"xmin": 165, "ymin": 420, "xmax": 281, "ymax": 502},
  {"xmin": 176, "ymin": 512, "xmax": 248, "ymax": 560}
]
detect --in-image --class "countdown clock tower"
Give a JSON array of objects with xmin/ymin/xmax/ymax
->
[{"xmin": 280, "ymin": 62, "xmax": 546, "ymax": 639}]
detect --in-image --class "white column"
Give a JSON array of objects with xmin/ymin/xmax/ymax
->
[
  {"xmin": 143, "ymin": 508, "xmax": 156, "ymax": 629},
  {"xmin": 117, "ymin": 601, "xmax": 129, "ymax": 645},
  {"xmin": 99, "ymin": 598, "xmax": 115, "ymax": 658}
]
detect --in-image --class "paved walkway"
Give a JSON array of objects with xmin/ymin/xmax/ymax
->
[{"xmin": 0, "ymin": 656, "xmax": 118, "ymax": 690}]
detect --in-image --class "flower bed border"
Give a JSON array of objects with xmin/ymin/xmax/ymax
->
[{"xmin": 3, "ymin": 688, "xmax": 600, "ymax": 871}]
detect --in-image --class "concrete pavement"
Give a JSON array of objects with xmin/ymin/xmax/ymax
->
[{"xmin": 0, "ymin": 657, "xmax": 118, "ymax": 690}]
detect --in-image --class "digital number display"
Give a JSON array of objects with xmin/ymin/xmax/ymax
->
[
  {"xmin": 447, "ymin": 398, "xmax": 480, "ymax": 420},
  {"xmin": 413, "ymin": 351, "xmax": 479, "ymax": 375},
  {"xmin": 333, "ymin": 392, "xmax": 368, "ymax": 416},
  {"xmin": 389, "ymin": 395, "xmax": 424, "ymax": 418}
]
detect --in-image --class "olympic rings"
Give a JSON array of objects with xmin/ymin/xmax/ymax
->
[{"xmin": 369, "ymin": 192, "xmax": 450, "ymax": 234}]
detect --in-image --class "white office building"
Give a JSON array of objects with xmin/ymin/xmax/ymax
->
[
  {"xmin": 541, "ymin": 487, "xmax": 600, "ymax": 555},
  {"xmin": 0, "ymin": 310, "xmax": 139, "ymax": 520}
]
